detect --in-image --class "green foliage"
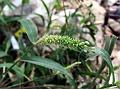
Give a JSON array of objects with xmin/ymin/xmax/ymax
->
[
  {"xmin": 22, "ymin": 0, "xmax": 29, "ymax": 5},
  {"xmin": 92, "ymin": 47, "xmax": 114, "ymax": 84},
  {"xmin": 2, "ymin": 0, "xmax": 15, "ymax": 9},
  {"xmin": 116, "ymin": 80, "xmax": 120, "ymax": 88},
  {"xmin": 22, "ymin": 56, "xmax": 76, "ymax": 89},
  {"xmin": 0, "ymin": 63, "xmax": 29, "ymax": 80},
  {"xmin": 0, "ymin": 51, "xmax": 7, "ymax": 58},
  {"xmin": 19, "ymin": 19, "xmax": 38, "ymax": 43},
  {"xmin": 0, "ymin": 0, "xmax": 118, "ymax": 89}
]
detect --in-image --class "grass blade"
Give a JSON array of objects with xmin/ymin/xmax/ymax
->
[
  {"xmin": 0, "ymin": 51, "xmax": 7, "ymax": 58},
  {"xmin": 19, "ymin": 19, "xmax": 38, "ymax": 43},
  {"xmin": 92, "ymin": 47, "xmax": 114, "ymax": 85},
  {"xmin": 22, "ymin": 56, "xmax": 76, "ymax": 89},
  {"xmin": 41, "ymin": 0, "xmax": 50, "ymax": 18},
  {"xmin": 0, "ymin": 63, "xmax": 29, "ymax": 80}
]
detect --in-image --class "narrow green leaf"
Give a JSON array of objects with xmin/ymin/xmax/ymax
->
[
  {"xmin": 92, "ymin": 47, "xmax": 114, "ymax": 84},
  {"xmin": 104, "ymin": 35, "xmax": 117, "ymax": 55},
  {"xmin": 19, "ymin": 19, "xmax": 38, "ymax": 43},
  {"xmin": 0, "ymin": 16, "xmax": 6, "ymax": 24},
  {"xmin": 0, "ymin": 63, "xmax": 29, "ymax": 80},
  {"xmin": 22, "ymin": 56, "xmax": 76, "ymax": 89},
  {"xmin": 22, "ymin": 56, "xmax": 72, "ymax": 77},
  {"xmin": 104, "ymin": 36, "xmax": 111, "ymax": 51},
  {"xmin": 92, "ymin": 36, "xmax": 117, "ymax": 87},
  {"xmin": 22, "ymin": 0, "xmax": 29, "ymax": 5},
  {"xmin": 0, "ymin": 51, "xmax": 7, "ymax": 58},
  {"xmin": 88, "ymin": 3, "xmax": 93, "ymax": 8},
  {"xmin": 108, "ymin": 35, "xmax": 117, "ymax": 55},
  {"xmin": 41, "ymin": 0, "xmax": 50, "ymax": 17},
  {"xmin": 92, "ymin": 47, "xmax": 113, "ymax": 70},
  {"xmin": 35, "ymin": 13, "xmax": 45, "ymax": 26},
  {"xmin": 103, "ymin": 35, "xmax": 117, "ymax": 84},
  {"xmin": 5, "ymin": 16, "xmax": 21, "ymax": 23},
  {"xmin": 3, "ymin": 0, "xmax": 16, "ymax": 10}
]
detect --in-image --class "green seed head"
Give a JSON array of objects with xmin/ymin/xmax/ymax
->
[{"xmin": 35, "ymin": 35, "xmax": 90, "ymax": 51}]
